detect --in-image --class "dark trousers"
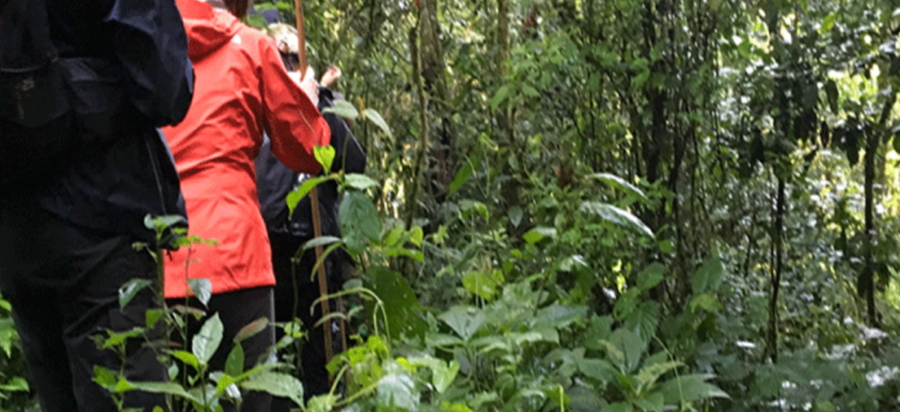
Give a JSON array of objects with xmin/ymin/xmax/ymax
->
[
  {"xmin": 269, "ymin": 231, "xmax": 343, "ymax": 410},
  {"xmin": 166, "ymin": 286, "xmax": 275, "ymax": 412},
  {"xmin": 0, "ymin": 224, "xmax": 167, "ymax": 412}
]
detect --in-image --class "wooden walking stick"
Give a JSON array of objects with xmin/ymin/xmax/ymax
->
[
  {"xmin": 295, "ymin": 0, "xmax": 350, "ymax": 373},
  {"xmin": 294, "ymin": 0, "xmax": 334, "ymax": 366}
]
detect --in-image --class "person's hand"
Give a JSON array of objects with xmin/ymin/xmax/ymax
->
[
  {"xmin": 288, "ymin": 66, "xmax": 319, "ymax": 107},
  {"xmin": 320, "ymin": 66, "xmax": 342, "ymax": 89}
]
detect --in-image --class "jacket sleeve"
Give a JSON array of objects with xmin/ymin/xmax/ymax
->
[
  {"xmin": 104, "ymin": 0, "xmax": 194, "ymax": 127},
  {"xmin": 258, "ymin": 37, "xmax": 331, "ymax": 175}
]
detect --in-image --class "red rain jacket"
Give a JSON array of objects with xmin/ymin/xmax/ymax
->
[{"xmin": 162, "ymin": 0, "xmax": 330, "ymax": 298}]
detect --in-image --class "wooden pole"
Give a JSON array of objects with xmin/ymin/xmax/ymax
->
[
  {"xmin": 294, "ymin": 0, "xmax": 308, "ymax": 77},
  {"xmin": 295, "ymin": 0, "xmax": 334, "ymax": 366}
]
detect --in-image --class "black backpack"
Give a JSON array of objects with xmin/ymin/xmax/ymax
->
[
  {"xmin": 0, "ymin": 0, "xmax": 78, "ymax": 185},
  {"xmin": 0, "ymin": 0, "xmax": 137, "ymax": 187}
]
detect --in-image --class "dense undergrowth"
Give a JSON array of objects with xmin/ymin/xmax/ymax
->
[{"xmin": 5, "ymin": 0, "xmax": 900, "ymax": 410}]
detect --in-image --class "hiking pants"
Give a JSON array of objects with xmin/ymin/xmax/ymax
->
[
  {"xmin": 167, "ymin": 286, "xmax": 276, "ymax": 412},
  {"xmin": 269, "ymin": 231, "xmax": 344, "ymax": 409},
  {"xmin": 0, "ymin": 219, "xmax": 167, "ymax": 412}
]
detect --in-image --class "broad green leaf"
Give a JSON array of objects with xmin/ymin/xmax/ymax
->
[
  {"xmin": 344, "ymin": 173, "xmax": 379, "ymax": 190},
  {"xmin": 322, "ymin": 99, "xmax": 359, "ymax": 119},
  {"xmin": 439, "ymin": 306, "xmax": 485, "ymax": 341},
  {"xmin": 409, "ymin": 226, "xmax": 424, "ymax": 246},
  {"xmin": 145, "ymin": 309, "xmax": 164, "ymax": 330},
  {"xmin": 582, "ymin": 315, "xmax": 613, "ymax": 350},
  {"xmin": 605, "ymin": 328, "xmax": 646, "ymax": 373},
  {"xmin": 622, "ymin": 301, "xmax": 659, "ymax": 342},
  {"xmin": 369, "ymin": 266, "xmax": 427, "ymax": 341},
  {"xmin": 491, "ymin": 85, "xmax": 510, "ymax": 111},
  {"xmin": 513, "ymin": 329, "xmax": 555, "ymax": 346},
  {"xmin": 241, "ymin": 372, "xmax": 305, "ymax": 407},
  {"xmin": 637, "ymin": 263, "xmax": 665, "ymax": 291},
  {"xmin": 635, "ymin": 361, "xmax": 683, "ymax": 388},
  {"xmin": 406, "ymin": 356, "xmax": 459, "ymax": 393},
  {"xmin": 690, "ymin": 293, "xmax": 723, "ymax": 313},
  {"xmin": 659, "ymin": 374, "xmax": 730, "ymax": 403},
  {"xmin": 314, "ymin": 145, "xmax": 336, "ymax": 173},
  {"xmin": 613, "ymin": 289, "xmax": 639, "ymax": 320},
  {"xmin": 187, "ymin": 278, "xmax": 212, "ymax": 308},
  {"xmin": 523, "ymin": 226, "xmax": 556, "ymax": 244},
  {"xmin": 170, "ymin": 304, "xmax": 205, "ymax": 321},
  {"xmin": 441, "ymin": 402, "xmax": 473, "ymax": 412},
  {"xmin": 560, "ymin": 254, "xmax": 588, "ymax": 272},
  {"xmin": 192, "ymin": 313, "xmax": 224, "ymax": 364},
  {"xmin": 658, "ymin": 239, "xmax": 674, "ymax": 254},
  {"xmin": 225, "ymin": 344, "xmax": 244, "ymax": 376},
  {"xmin": 459, "ymin": 200, "xmax": 490, "ymax": 221},
  {"xmin": 377, "ymin": 371, "xmax": 418, "ymax": 410},
  {"xmin": 93, "ymin": 366, "xmax": 118, "ymax": 390},
  {"xmin": 383, "ymin": 247, "xmax": 425, "ymax": 262},
  {"xmin": 213, "ymin": 372, "xmax": 239, "ymax": 399},
  {"xmin": 533, "ymin": 304, "xmax": 587, "ymax": 330},
  {"xmin": 601, "ymin": 401, "xmax": 633, "ymax": 412},
  {"xmin": 302, "ymin": 236, "xmax": 342, "ymax": 250},
  {"xmin": 589, "ymin": 173, "xmax": 649, "ymax": 203},
  {"xmin": 306, "ymin": 394, "xmax": 339, "ymax": 412},
  {"xmin": 692, "ymin": 256, "xmax": 724, "ymax": 295},
  {"xmin": 286, "ymin": 176, "xmax": 334, "ymax": 217},
  {"xmin": 118, "ymin": 278, "xmax": 153, "ymax": 309},
  {"xmin": 632, "ymin": 392, "xmax": 664, "ymax": 412},
  {"xmin": 425, "ymin": 333, "xmax": 464, "ymax": 347},
  {"xmin": 145, "ymin": 214, "xmax": 188, "ymax": 232},
  {"xmin": 579, "ymin": 202, "xmax": 654, "ymax": 238},
  {"xmin": 363, "ymin": 108, "xmax": 393, "ymax": 138},
  {"xmin": 436, "ymin": 360, "xmax": 461, "ymax": 393},
  {"xmin": 462, "ymin": 269, "xmax": 505, "ymax": 301},
  {"xmin": 234, "ymin": 317, "xmax": 269, "ymax": 343},
  {"xmin": 448, "ymin": 158, "xmax": 476, "ymax": 197},
  {"xmin": 631, "ymin": 70, "xmax": 650, "ymax": 89},
  {"xmin": 383, "ymin": 225, "xmax": 404, "ymax": 247},
  {"xmin": 579, "ymin": 358, "xmax": 617, "ymax": 383},
  {"xmin": 339, "ymin": 191, "xmax": 382, "ymax": 245},
  {"xmin": 119, "ymin": 380, "xmax": 201, "ymax": 403},
  {"xmin": 102, "ymin": 327, "xmax": 145, "ymax": 349},
  {"xmin": 568, "ymin": 386, "xmax": 607, "ymax": 411},
  {"xmin": 543, "ymin": 384, "xmax": 569, "ymax": 408},
  {"xmin": 507, "ymin": 206, "xmax": 524, "ymax": 228},
  {"xmin": 169, "ymin": 350, "xmax": 200, "ymax": 371},
  {"xmin": 814, "ymin": 401, "xmax": 837, "ymax": 412},
  {"xmin": 820, "ymin": 12, "xmax": 837, "ymax": 34},
  {"xmin": 0, "ymin": 319, "xmax": 16, "ymax": 358}
]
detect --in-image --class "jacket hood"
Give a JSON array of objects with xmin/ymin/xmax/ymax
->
[{"xmin": 175, "ymin": 0, "xmax": 242, "ymax": 60}]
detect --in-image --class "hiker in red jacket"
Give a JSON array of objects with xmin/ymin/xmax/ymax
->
[{"xmin": 160, "ymin": 0, "xmax": 330, "ymax": 410}]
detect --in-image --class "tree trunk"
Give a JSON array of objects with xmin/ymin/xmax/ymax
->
[
  {"xmin": 419, "ymin": 0, "xmax": 455, "ymax": 201},
  {"xmin": 405, "ymin": 15, "xmax": 429, "ymax": 228},
  {"xmin": 766, "ymin": 178, "xmax": 785, "ymax": 363},
  {"xmin": 862, "ymin": 131, "xmax": 877, "ymax": 327}
]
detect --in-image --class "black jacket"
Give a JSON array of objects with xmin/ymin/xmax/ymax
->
[
  {"xmin": 256, "ymin": 86, "xmax": 366, "ymax": 239},
  {"xmin": 0, "ymin": 0, "xmax": 193, "ymax": 254},
  {"xmin": 256, "ymin": 86, "xmax": 366, "ymax": 284}
]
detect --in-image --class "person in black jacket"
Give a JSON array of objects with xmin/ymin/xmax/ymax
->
[
  {"xmin": 258, "ymin": 85, "xmax": 366, "ymax": 405},
  {"xmin": 0, "ymin": 1, "xmax": 193, "ymax": 411},
  {"xmin": 255, "ymin": 24, "xmax": 366, "ymax": 405}
]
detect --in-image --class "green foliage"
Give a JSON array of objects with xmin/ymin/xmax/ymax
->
[{"xmin": 6, "ymin": 0, "xmax": 900, "ymax": 410}]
